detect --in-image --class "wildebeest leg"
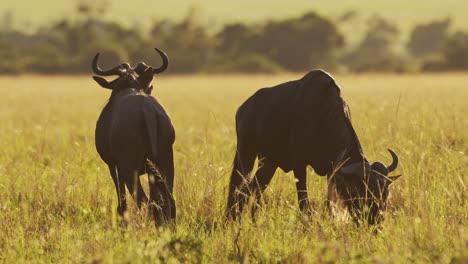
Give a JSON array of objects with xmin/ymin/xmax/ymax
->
[
  {"xmin": 148, "ymin": 172, "xmax": 163, "ymax": 226},
  {"xmin": 147, "ymin": 156, "xmax": 176, "ymax": 226},
  {"xmin": 109, "ymin": 165, "xmax": 127, "ymax": 217},
  {"xmin": 249, "ymin": 157, "xmax": 277, "ymax": 215},
  {"xmin": 148, "ymin": 173, "xmax": 174, "ymax": 226},
  {"xmin": 158, "ymin": 150, "xmax": 176, "ymax": 222},
  {"xmin": 294, "ymin": 166, "xmax": 310, "ymax": 213},
  {"xmin": 226, "ymin": 146, "xmax": 256, "ymax": 220},
  {"xmin": 124, "ymin": 173, "xmax": 149, "ymax": 209}
]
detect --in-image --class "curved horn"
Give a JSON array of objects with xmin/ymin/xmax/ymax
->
[
  {"xmin": 387, "ymin": 149, "xmax": 399, "ymax": 172},
  {"xmin": 92, "ymin": 53, "xmax": 122, "ymax": 76},
  {"xmin": 152, "ymin": 48, "xmax": 169, "ymax": 74}
]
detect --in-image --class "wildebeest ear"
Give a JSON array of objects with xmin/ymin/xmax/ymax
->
[
  {"xmin": 141, "ymin": 67, "xmax": 154, "ymax": 79},
  {"xmin": 339, "ymin": 162, "xmax": 371, "ymax": 176},
  {"xmin": 388, "ymin": 175, "xmax": 401, "ymax": 183},
  {"xmin": 339, "ymin": 163, "xmax": 360, "ymax": 175},
  {"xmin": 139, "ymin": 67, "xmax": 154, "ymax": 90},
  {"xmin": 93, "ymin": 76, "xmax": 113, "ymax": 89},
  {"xmin": 144, "ymin": 85, "xmax": 153, "ymax": 95}
]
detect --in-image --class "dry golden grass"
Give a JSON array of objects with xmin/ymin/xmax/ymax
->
[{"xmin": 0, "ymin": 73, "xmax": 467, "ymax": 263}]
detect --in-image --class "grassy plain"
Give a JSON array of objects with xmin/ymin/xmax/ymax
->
[{"xmin": 0, "ymin": 73, "xmax": 467, "ymax": 263}]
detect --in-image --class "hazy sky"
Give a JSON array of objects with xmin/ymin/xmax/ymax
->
[{"xmin": 1, "ymin": 0, "xmax": 466, "ymax": 32}]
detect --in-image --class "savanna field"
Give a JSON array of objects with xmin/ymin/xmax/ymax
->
[{"xmin": 0, "ymin": 73, "xmax": 467, "ymax": 263}]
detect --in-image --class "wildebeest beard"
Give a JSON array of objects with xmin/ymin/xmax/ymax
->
[{"xmin": 330, "ymin": 149, "xmax": 400, "ymax": 225}]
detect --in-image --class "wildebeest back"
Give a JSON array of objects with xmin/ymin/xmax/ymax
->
[
  {"xmin": 236, "ymin": 70, "xmax": 363, "ymax": 174},
  {"xmin": 98, "ymin": 89, "xmax": 175, "ymax": 173}
]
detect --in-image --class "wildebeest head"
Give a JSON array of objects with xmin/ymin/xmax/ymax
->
[
  {"xmin": 92, "ymin": 48, "xmax": 168, "ymax": 95},
  {"xmin": 333, "ymin": 149, "xmax": 401, "ymax": 225}
]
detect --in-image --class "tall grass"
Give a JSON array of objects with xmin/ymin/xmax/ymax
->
[{"xmin": 0, "ymin": 73, "xmax": 466, "ymax": 263}]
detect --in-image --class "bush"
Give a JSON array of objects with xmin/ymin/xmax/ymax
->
[
  {"xmin": 205, "ymin": 54, "xmax": 284, "ymax": 74},
  {"xmin": 422, "ymin": 31, "xmax": 468, "ymax": 71},
  {"xmin": 443, "ymin": 31, "xmax": 468, "ymax": 70},
  {"xmin": 407, "ymin": 18, "xmax": 451, "ymax": 58}
]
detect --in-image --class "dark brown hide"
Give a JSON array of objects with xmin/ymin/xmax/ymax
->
[
  {"xmin": 93, "ymin": 49, "xmax": 176, "ymax": 225},
  {"xmin": 226, "ymin": 70, "xmax": 400, "ymax": 225}
]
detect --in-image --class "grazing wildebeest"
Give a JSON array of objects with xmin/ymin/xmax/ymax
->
[
  {"xmin": 226, "ymin": 70, "xmax": 401, "ymax": 225},
  {"xmin": 92, "ymin": 48, "xmax": 176, "ymax": 225}
]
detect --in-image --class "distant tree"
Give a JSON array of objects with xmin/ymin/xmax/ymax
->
[
  {"xmin": 216, "ymin": 23, "xmax": 255, "ymax": 57},
  {"xmin": 4, "ymin": 1, "xmax": 468, "ymax": 75},
  {"xmin": 259, "ymin": 12, "xmax": 344, "ymax": 70},
  {"xmin": 422, "ymin": 30, "xmax": 468, "ymax": 71},
  {"xmin": 407, "ymin": 18, "xmax": 451, "ymax": 58},
  {"xmin": 443, "ymin": 31, "xmax": 468, "ymax": 69},
  {"xmin": 215, "ymin": 11, "xmax": 343, "ymax": 72},
  {"xmin": 342, "ymin": 16, "xmax": 404, "ymax": 72},
  {"xmin": 204, "ymin": 53, "xmax": 283, "ymax": 74},
  {"xmin": 150, "ymin": 8, "xmax": 215, "ymax": 73},
  {"xmin": 39, "ymin": 18, "xmax": 135, "ymax": 72},
  {"xmin": 0, "ymin": 36, "xmax": 22, "ymax": 73}
]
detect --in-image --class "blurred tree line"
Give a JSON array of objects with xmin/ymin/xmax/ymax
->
[{"xmin": 0, "ymin": 2, "xmax": 467, "ymax": 74}]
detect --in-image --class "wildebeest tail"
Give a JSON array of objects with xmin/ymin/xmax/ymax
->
[{"xmin": 142, "ymin": 98, "xmax": 159, "ymax": 162}]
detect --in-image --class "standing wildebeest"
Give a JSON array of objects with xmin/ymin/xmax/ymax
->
[
  {"xmin": 226, "ymin": 70, "xmax": 401, "ymax": 225},
  {"xmin": 92, "ymin": 48, "xmax": 176, "ymax": 225}
]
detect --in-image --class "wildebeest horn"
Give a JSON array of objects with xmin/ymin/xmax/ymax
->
[
  {"xmin": 92, "ymin": 53, "xmax": 121, "ymax": 76},
  {"xmin": 386, "ymin": 149, "xmax": 399, "ymax": 172},
  {"xmin": 152, "ymin": 48, "xmax": 169, "ymax": 74},
  {"xmin": 92, "ymin": 53, "xmax": 123, "ymax": 76}
]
